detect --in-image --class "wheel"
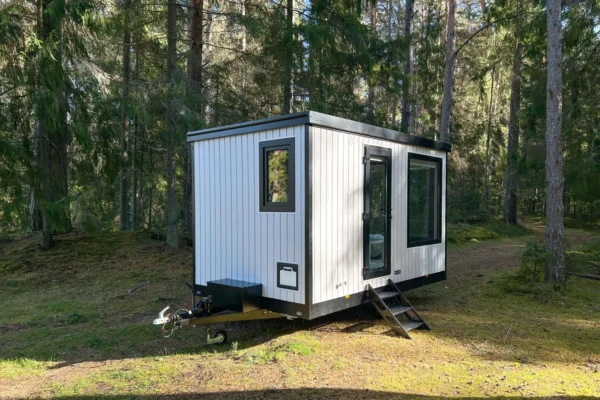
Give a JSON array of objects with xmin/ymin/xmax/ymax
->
[{"xmin": 213, "ymin": 330, "xmax": 227, "ymax": 344}]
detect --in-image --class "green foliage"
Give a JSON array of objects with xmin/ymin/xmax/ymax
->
[
  {"xmin": 267, "ymin": 149, "xmax": 289, "ymax": 202},
  {"xmin": 1, "ymin": 0, "xmax": 600, "ymax": 242},
  {"xmin": 565, "ymin": 239, "xmax": 600, "ymax": 275},
  {"xmin": 502, "ymin": 241, "xmax": 558, "ymax": 303},
  {"xmin": 516, "ymin": 241, "xmax": 546, "ymax": 283},
  {"xmin": 447, "ymin": 220, "xmax": 530, "ymax": 245}
]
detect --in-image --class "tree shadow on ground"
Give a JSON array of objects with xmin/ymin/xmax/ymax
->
[
  {"xmin": 26, "ymin": 390, "xmax": 599, "ymax": 400},
  {"xmin": 41, "ymin": 304, "xmax": 385, "ymax": 369}
]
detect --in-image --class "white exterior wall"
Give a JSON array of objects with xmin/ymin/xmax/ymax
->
[
  {"xmin": 310, "ymin": 126, "xmax": 446, "ymax": 305},
  {"xmin": 193, "ymin": 125, "xmax": 306, "ymax": 305}
]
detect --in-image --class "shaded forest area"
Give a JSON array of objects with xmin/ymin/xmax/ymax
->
[{"xmin": 1, "ymin": 0, "xmax": 599, "ymax": 275}]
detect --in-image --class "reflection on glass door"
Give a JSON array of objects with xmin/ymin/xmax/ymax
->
[{"xmin": 363, "ymin": 146, "xmax": 392, "ymax": 280}]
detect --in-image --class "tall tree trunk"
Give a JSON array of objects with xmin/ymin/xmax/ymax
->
[
  {"xmin": 367, "ymin": 0, "xmax": 377, "ymax": 121},
  {"xmin": 31, "ymin": 0, "xmax": 43, "ymax": 233},
  {"xmin": 57, "ymin": 26, "xmax": 71, "ymax": 233},
  {"xmin": 400, "ymin": 0, "xmax": 415, "ymax": 133},
  {"xmin": 138, "ymin": 123, "xmax": 145, "ymax": 228},
  {"xmin": 130, "ymin": 32, "xmax": 143, "ymax": 231},
  {"xmin": 184, "ymin": 0, "xmax": 204, "ymax": 234},
  {"xmin": 31, "ymin": 120, "xmax": 43, "ymax": 231},
  {"xmin": 119, "ymin": 5, "xmax": 131, "ymax": 231},
  {"xmin": 165, "ymin": 0, "xmax": 179, "ymax": 248},
  {"xmin": 242, "ymin": 0, "xmax": 247, "ymax": 91},
  {"xmin": 388, "ymin": 0, "xmax": 396, "ymax": 126},
  {"xmin": 505, "ymin": 8, "xmax": 522, "ymax": 225},
  {"xmin": 484, "ymin": 66, "xmax": 496, "ymax": 214},
  {"xmin": 439, "ymin": 0, "xmax": 457, "ymax": 143},
  {"xmin": 545, "ymin": 0, "xmax": 565, "ymax": 286},
  {"xmin": 38, "ymin": 0, "xmax": 69, "ymax": 249},
  {"xmin": 148, "ymin": 148, "xmax": 153, "ymax": 229},
  {"xmin": 188, "ymin": 0, "xmax": 204, "ymax": 102},
  {"xmin": 283, "ymin": 0, "xmax": 294, "ymax": 114},
  {"xmin": 129, "ymin": 117, "xmax": 137, "ymax": 231}
]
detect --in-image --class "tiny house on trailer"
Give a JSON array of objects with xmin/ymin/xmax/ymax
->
[{"xmin": 153, "ymin": 111, "xmax": 450, "ymax": 342}]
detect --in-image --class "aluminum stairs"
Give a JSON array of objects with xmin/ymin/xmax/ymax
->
[{"xmin": 368, "ymin": 279, "xmax": 430, "ymax": 339}]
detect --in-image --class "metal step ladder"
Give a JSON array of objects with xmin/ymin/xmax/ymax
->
[{"xmin": 368, "ymin": 279, "xmax": 430, "ymax": 339}]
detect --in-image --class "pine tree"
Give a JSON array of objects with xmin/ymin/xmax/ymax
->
[
  {"xmin": 505, "ymin": 2, "xmax": 522, "ymax": 225},
  {"xmin": 439, "ymin": 0, "xmax": 456, "ymax": 143},
  {"xmin": 165, "ymin": 0, "xmax": 180, "ymax": 248},
  {"xmin": 545, "ymin": 0, "xmax": 565, "ymax": 286}
]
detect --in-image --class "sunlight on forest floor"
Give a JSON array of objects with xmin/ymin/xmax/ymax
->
[{"xmin": 0, "ymin": 226, "xmax": 598, "ymax": 399}]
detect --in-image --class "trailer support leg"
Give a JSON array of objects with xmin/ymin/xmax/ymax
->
[{"xmin": 205, "ymin": 325, "xmax": 227, "ymax": 345}]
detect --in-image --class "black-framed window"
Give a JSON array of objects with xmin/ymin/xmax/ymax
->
[
  {"xmin": 259, "ymin": 138, "xmax": 295, "ymax": 212},
  {"xmin": 407, "ymin": 153, "xmax": 442, "ymax": 247}
]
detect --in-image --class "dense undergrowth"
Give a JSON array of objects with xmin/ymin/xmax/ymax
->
[
  {"xmin": 501, "ymin": 238, "xmax": 600, "ymax": 303},
  {"xmin": 447, "ymin": 219, "xmax": 530, "ymax": 246}
]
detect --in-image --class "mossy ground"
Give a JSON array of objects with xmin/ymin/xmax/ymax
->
[
  {"xmin": 447, "ymin": 220, "xmax": 531, "ymax": 247},
  {"xmin": 0, "ymin": 225, "xmax": 598, "ymax": 399}
]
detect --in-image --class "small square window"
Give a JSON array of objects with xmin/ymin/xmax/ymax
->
[
  {"xmin": 408, "ymin": 153, "xmax": 442, "ymax": 247},
  {"xmin": 259, "ymin": 138, "xmax": 295, "ymax": 212}
]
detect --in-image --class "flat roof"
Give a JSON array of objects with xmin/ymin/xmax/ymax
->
[{"xmin": 187, "ymin": 111, "xmax": 451, "ymax": 152}]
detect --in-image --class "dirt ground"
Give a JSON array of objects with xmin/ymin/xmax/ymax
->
[{"xmin": 1, "ymin": 224, "xmax": 599, "ymax": 399}]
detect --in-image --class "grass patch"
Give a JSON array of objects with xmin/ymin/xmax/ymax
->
[
  {"xmin": 567, "ymin": 239, "xmax": 600, "ymax": 275},
  {"xmin": 447, "ymin": 219, "xmax": 530, "ymax": 246},
  {"xmin": 0, "ymin": 230, "xmax": 198, "ymax": 365},
  {"xmin": 0, "ymin": 358, "xmax": 46, "ymax": 379},
  {"xmin": 241, "ymin": 334, "xmax": 321, "ymax": 364}
]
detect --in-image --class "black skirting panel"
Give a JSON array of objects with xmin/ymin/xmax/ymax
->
[
  {"xmin": 308, "ymin": 270, "xmax": 446, "ymax": 319},
  {"xmin": 194, "ymin": 270, "xmax": 445, "ymax": 321}
]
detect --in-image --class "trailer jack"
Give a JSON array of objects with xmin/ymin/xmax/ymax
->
[{"xmin": 152, "ymin": 295, "xmax": 287, "ymax": 344}]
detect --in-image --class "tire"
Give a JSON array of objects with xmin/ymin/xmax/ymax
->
[{"xmin": 214, "ymin": 330, "xmax": 227, "ymax": 344}]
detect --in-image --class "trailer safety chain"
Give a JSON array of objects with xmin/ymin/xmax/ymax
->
[
  {"xmin": 161, "ymin": 315, "xmax": 175, "ymax": 338},
  {"xmin": 157, "ymin": 309, "xmax": 187, "ymax": 338}
]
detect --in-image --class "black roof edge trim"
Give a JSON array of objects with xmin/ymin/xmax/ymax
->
[
  {"xmin": 187, "ymin": 110, "xmax": 451, "ymax": 152},
  {"xmin": 307, "ymin": 111, "xmax": 451, "ymax": 152},
  {"xmin": 187, "ymin": 112, "xmax": 310, "ymax": 142}
]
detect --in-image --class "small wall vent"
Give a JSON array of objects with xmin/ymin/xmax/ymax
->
[{"xmin": 277, "ymin": 262, "xmax": 299, "ymax": 291}]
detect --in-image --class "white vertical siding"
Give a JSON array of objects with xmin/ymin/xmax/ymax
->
[
  {"xmin": 194, "ymin": 125, "xmax": 306, "ymax": 305},
  {"xmin": 311, "ymin": 127, "xmax": 446, "ymax": 305}
]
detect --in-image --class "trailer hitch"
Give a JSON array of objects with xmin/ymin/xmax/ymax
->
[
  {"xmin": 152, "ymin": 306, "xmax": 172, "ymax": 326},
  {"xmin": 152, "ymin": 296, "xmax": 215, "ymax": 338},
  {"xmin": 152, "ymin": 295, "xmax": 285, "ymax": 344}
]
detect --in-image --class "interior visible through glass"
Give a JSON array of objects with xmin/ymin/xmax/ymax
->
[
  {"xmin": 408, "ymin": 158, "xmax": 440, "ymax": 244},
  {"xmin": 267, "ymin": 148, "xmax": 289, "ymax": 203},
  {"xmin": 368, "ymin": 156, "xmax": 388, "ymax": 273}
]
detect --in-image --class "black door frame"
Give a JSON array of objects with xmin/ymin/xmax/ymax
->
[{"xmin": 363, "ymin": 145, "xmax": 392, "ymax": 281}]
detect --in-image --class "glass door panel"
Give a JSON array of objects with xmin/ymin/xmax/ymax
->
[{"xmin": 363, "ymin": 146, "xmax": 392, "ymax": 280}]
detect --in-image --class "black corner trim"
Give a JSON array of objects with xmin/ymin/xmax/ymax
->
[{"xmin": 305, "ymin": 125, "xmax": 312, "ymax": 312}]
